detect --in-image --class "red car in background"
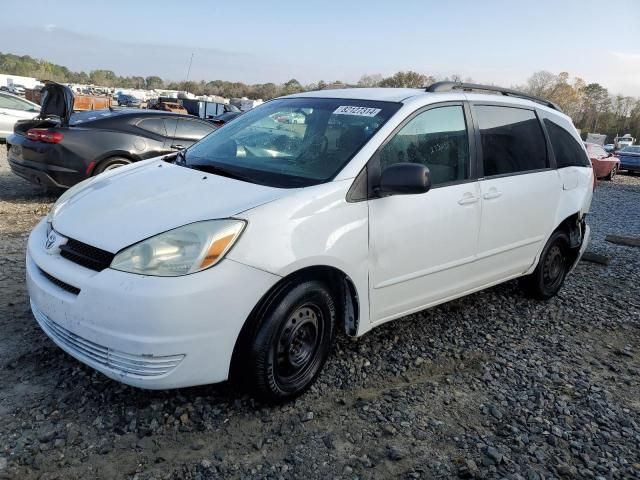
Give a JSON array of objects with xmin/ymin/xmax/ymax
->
[{"xmin": 584, "ymin": 142, "xmax": 620, "ymax": 180}]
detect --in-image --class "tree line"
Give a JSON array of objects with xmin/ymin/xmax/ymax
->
[{"xmin": 1, "ymin": 52, "xmax": 638, "ymax": 142}]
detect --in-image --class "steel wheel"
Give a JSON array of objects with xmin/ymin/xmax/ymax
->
[
  {"xmin": 237, "ymin": 279, "xmax": 337, "ymax": 402},
  {"xmin": 542, "ymin": 244, "xmax": 565, "ymax": 291},
  {"xmin": 519, "ymin": 230, "xmax": 570, "ymax": 300},
  {"xmin": 274, "ymin": 304, "xmax": 323, "ymax": 387}
]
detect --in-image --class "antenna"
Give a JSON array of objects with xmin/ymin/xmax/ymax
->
[{"xmin": 170, "ymin": 52, "xmax": 195, "ymax": 149}]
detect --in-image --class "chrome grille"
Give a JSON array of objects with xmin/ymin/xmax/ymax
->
[{"xmin": 31, "ymin": 302, "xmax": 184, "ymax": 378}]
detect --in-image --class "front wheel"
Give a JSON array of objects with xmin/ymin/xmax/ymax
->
[
  {"xmin": 243, "ymin": 280, "xmax": 337, "ymax": 403},
  {"xmin": 605, "ymin": 164, "xmax": 617, "ymax": 180},
  {"xmin": 520, "ymin": 231, "xmax": 569, "ymax": 300}
]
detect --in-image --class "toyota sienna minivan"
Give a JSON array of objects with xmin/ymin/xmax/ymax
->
[{"xmin": 27, "ymin": 83, "xmax": 593, "ymax": 402}]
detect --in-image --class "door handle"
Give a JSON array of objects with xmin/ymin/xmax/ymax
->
[
  {"xmin": 170, "ymin": 144, "xmax": 185, "ymax": 150},
  {"xmin": 483, "ymin": 190, "xmax": 502, "ymax": 200},
  {"xmin": 458, "ymin": 193, "xmax": 479, "ymax": 205}
]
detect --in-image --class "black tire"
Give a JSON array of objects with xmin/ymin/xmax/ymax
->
[
  {"xmin": 604, "ymin": 164, "xmax": 617, "ymax": 180},
  {"xmin": 520, "ymin": 231, "xmax": 570, "ymax": 300},
  {"xmin": 93, "ymin": 157, "xmax": 130, "ymax": 175},
  {"xmin": 242, "ymin": 280, "xmax": 337, "ymax": 403}
]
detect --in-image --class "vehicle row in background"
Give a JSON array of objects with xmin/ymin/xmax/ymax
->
[
  {"xmin": 26, "ymin": 87, "xmax": 114, "ymax": 111},
  {"xmin": 7, "ymin": 83, "xmax": 215, "ymax": 189},
  {"xmin": 0, "ymin": 83, "xmax": 27, "ymax": 96}
]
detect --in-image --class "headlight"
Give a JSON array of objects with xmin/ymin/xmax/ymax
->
[{"xmin": 110, "ymin": 220, "xmax": 245, "ymax": 276}]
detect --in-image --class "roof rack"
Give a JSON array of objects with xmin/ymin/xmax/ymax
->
[{"xmin": 426, "ymin": 81, "xmax": 562, "ymax": 112}]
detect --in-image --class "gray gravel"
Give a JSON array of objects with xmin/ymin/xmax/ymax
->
[{"xmin": 1, "ymin": 147, "xmax": 639, "ymax": 480}]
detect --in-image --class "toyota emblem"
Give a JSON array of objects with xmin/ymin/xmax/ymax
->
[{"xmin": 45, "ymin": 232, "xmax": 57, "ymax": 250}]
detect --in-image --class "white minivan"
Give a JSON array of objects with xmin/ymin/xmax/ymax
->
[{"xmin": 27, "ymin": 83, "xmax": 593, "ymax": 401}]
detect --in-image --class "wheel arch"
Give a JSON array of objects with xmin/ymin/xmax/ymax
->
[
  {"xmin": 87, "ymin": 151, "xmax": 138, "ymax": 176},
  {"xmin": 229, "ymin": 265, "xmax": 360, "ymax": 382},
  {"xmin": 529, "ymin": 211, "xmax": 584, "ymax": 275}
]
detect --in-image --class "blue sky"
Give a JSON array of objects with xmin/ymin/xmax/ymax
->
[{"xmin": 1, "ymin": 0, "xmax": 639, "ymax": 95}]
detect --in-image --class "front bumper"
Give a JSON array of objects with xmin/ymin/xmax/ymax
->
[{"xmin": 27, "ymin": 219, "xmax": 280, "ymax": 389}]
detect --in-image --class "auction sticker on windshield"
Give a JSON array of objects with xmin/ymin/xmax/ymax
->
[{"xmin": 333, "ymin": 106, "xmax": 381, "ymax": 117}]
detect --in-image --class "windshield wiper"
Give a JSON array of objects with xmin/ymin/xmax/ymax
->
[{"xmin": 187, "ymin": 162, "xmax": 255, "ymax": 183}]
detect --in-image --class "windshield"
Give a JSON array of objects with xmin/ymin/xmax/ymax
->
[{"xmin": 183, "ymin": 97, "xmax": 401, "ymax": 188}]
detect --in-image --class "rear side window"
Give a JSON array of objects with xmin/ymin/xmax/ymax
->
[
  {"xmin": 138, "ymin": 118, "xmax": 167, "ymax": 136},
  {"xmin": 379, "ymin": 105, "xmax": 469, "ymax": 185},
  {"xmin": 476, "ymin": 105, "xmax": 547, "ymax": 176},
  {"xmin": 544, "ymin": 119, "xmax": 589, "ymax": 168}
]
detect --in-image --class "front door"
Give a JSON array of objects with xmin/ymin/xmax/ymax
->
[
  {"xmin": 368, "ymin": 103, "xmax": 481, "ymax": 323},
  {"xmin": 163, "ymin": 118, "xmax": 216, "ymax": 150}
]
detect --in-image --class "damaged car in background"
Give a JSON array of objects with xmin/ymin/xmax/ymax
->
[
  {"xmin": 584, "ymin": 141, "xmax": 620, "ymax": 180},
  {"xmin": 27, "ymin": 83, "xmax": 593, "ymax": 402},
  {"xmin": 7, "ymin": 82, "xmax": 216, "ymax": 190}
]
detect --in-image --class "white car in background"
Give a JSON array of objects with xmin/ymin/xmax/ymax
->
[
  {"xmin": 9, "ymin": 84, "xmax": 26, "ymax": 95},
  {"xmin": 27, "ymin": 83, "xmax": 593, "ymax": 402},
  {"xmin": 0, "ymin": 92, "xmax": 40, "ymax": 140}
]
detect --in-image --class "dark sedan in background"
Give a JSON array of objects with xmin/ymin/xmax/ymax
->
[
  {"xmin": 117, "ymin": 93, "xmax": 142, "ymax": 107},
  {"xmin": 7, "ymin": 83, "xmax": 215, "ymax": 189},
  {"xmin": 617, "ymin": 145, "xmax": 640, "ymax": 173}
]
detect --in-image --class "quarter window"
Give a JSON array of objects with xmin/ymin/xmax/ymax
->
[
  {"xmin": 544, "ymin": 119, "xmax": 589, "ymax": 168},
  {"xmin": 476, "ymin": 105, "xmax": 547, "ymax": 176},
  {"xmin": 379, "ymin": 105, "xmax": 469, "ymax": 185}
]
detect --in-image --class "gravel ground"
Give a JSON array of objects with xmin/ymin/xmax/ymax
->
[{"xmin": 1, "ymin": 147, "xmax": 639, "ymax": 480}]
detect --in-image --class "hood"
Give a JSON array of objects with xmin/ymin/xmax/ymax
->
[
  {"xmin": 39, "ymin": 81, "xmax": 74, "ymax": 127},
  {"xmin": 51, "ymin": 159, "xmax": 290, "ymax": 252}
]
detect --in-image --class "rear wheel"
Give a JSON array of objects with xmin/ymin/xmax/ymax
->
[
  {"xmin": 520, "ymin": 231, "xmax": 569, "ymax": 300},
  {"xmin": 93, "ymin": 157, "xmax": 130, "ymax": 175},
  {"xmin": 605, "ymin": 164, "xmax": 617, "ymax": 180},
  {"xmin": 241, "ymin": 280, "xmax": 336, "ymax": 403}
]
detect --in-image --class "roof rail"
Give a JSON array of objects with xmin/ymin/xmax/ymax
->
[{"xmin": 426, "ymin": 81, "xmax": 562, "ymax": 112}]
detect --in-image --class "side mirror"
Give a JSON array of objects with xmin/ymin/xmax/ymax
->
[{"xmin": 378, "ymin": 162, "xmax": 431, "ymax": 196}]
